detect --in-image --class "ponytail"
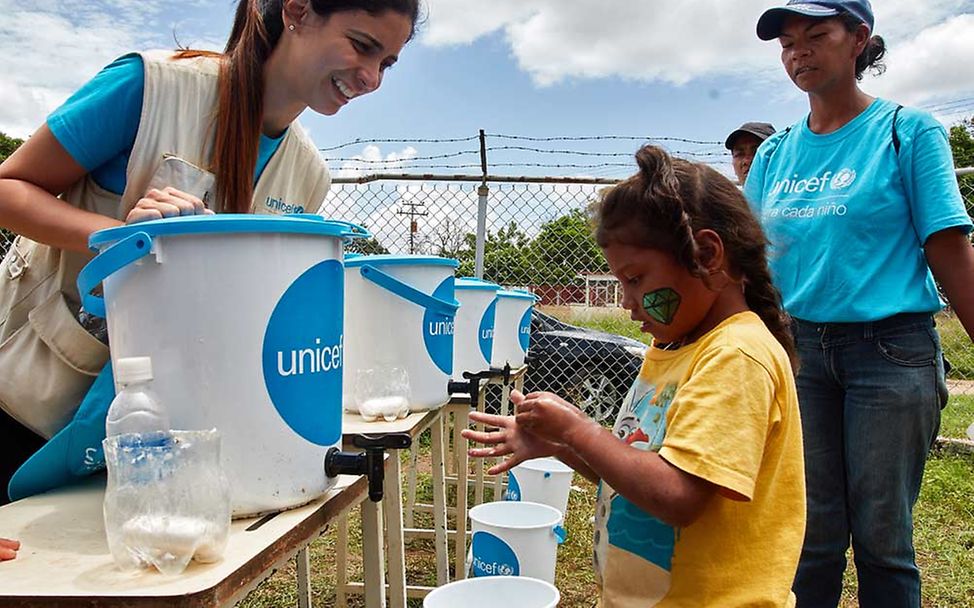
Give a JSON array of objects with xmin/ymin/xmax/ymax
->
[
  {"xmin": 213, "ymin": 0, "xmax": 282, "ymax": 213},
  {"xmin": 837, "ymin": 12, "xmax": 886, "ymax": 80}
]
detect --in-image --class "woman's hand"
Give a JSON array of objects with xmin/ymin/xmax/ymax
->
[
  {"xmin": 126, "ymin": 187, "xmax": 214, "ymax": 224},
  {"xmin": 514, "ymin": 390, "xmax": 595, "ymax": 446},
  {"xmin": 462, "ymin": 407, "xmax": 561, "ymax": 475},
  {"xmin": 1, "ymin": 538, "xmax": 19, "ymax": 561}
]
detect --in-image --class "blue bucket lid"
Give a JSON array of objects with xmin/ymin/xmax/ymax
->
[
  {"xmin": 497, "ymin": 288, "xmax": 537, "ymax": 302},
  {"xmin": 88, "ymin": 214, "xmax": 368, "ymax": 250},
  {"xmin": 456, "ymin": 277, "xmax": 500, "ymax": 291},
  {"xmin": 343, "ymin": 254, "xmax": 459, "ymax": 269}
]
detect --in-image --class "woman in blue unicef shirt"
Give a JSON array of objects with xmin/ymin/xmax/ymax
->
[{"xmin": 744, "ymin": 1, "xmax": 974, "ymax": 606}]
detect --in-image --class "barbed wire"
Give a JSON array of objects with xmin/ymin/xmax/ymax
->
[
  {"xmin": 486, "ymin": 145, "xmax": 729, "ymax": 158},
  {"xmin": 487, "ymin": 133, "xmax": 722, "ymax": 145},
  {"xmin": 318, "ymin": 135, "xmax": 480, "ymax": 152},
  {"xmin": 329, "ymin": 149, "xmax": 731, "ymax": 166},
  {"xmin": 318, "ymin": 133, "xmax": 725, "ymax": 153},
  {"xmin": 327, "ymin": 150, "xmax": 480, "ymax": 163}
]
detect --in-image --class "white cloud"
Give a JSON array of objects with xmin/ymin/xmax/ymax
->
[
  {"xmin": 422, "ymin": 0, "xmax": 974, "ymax": 105},
  {"xmin": 0, "ymin": 0, "xmax": 225, "ymax": 138},
  {"xmin": 864, "ymin": 14, "xmax": 974, "ymax": 107}
]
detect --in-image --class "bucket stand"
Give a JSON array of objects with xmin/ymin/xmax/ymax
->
[{"xmin": 403, "ymin": 363, "xmax": 529, "ymax": 582}]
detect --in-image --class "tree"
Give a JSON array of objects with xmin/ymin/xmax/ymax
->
[
  {"xmin": 526, "ymin": 208, "xmax": 608, "ymax": 285},
  {"xmin": 949, "ymin": 117, "xmax": 974, "ymax": 215},
  {"xmin": 344, "ymin": 225, "xmax": 390, "ymax": 255},
  {"xmin": 0, "ymin": 131, "xmax": 23, "ymax": 164},
  {"xmin": 0, "ymin": 131, "xmax": 23, "ymax": 249}
]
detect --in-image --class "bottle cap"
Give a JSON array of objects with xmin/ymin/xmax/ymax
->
[{"xmin": 115, "ymin": 357, "xmax": 154, "ymax": 384}]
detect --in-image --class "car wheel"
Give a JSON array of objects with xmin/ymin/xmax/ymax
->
[{"xmin": 567, "ymin": 370, "xmax": 624, "ymax": 424}]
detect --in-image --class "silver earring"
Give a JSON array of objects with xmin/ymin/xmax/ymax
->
[{"xmin": 288, "ymin": 24, "xmax": 295, "ymax": 31}]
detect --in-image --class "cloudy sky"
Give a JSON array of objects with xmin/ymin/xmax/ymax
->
[{"xmin": 1, "ymin": 0, "xmax": 973, "ymax": 180}]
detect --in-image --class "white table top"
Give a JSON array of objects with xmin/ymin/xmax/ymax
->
[{"xmin": 0, "ymin": 473, "xmax": 366, "ymax": 607}]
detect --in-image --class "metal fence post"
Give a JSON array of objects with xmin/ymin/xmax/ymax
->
[{"xmin": 474, "ymin": 183, "xmax": 488, "ymax": 279}]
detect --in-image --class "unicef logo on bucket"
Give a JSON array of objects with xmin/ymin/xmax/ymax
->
[
  {"xmin": 471, "ymin": 531, "xmax": 519, "ymax": 577},
  {"xmin": 518, "ymin": 308, "xmax": 532, "ymax": 352},
  {"xmin": 504, "ymin": 470, "xmax": 522, "ymax": 501},
  {"xmin": 424, "ymin": 277, "xmax": 456, "ymax": 375},
  {"xmin": 479, "ymin": 299, "xmax": 497, "ymax": 364},
  {"xmin": 262, "ymin": 259, "xmax": 344, "ymax": 446}
]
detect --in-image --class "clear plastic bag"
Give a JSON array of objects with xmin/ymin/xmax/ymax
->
[
  {"xmin": 102, "ymin": 429, "xmax": 230, "ymax": 575},
  {"xmin": 352, "ymin": 366, "xmax": 411, "ymax": 422}
]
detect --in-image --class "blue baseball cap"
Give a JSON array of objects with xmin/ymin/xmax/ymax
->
[
  {"xmin": 7, "ymin": 363, "xmax": 114, "ymax": 501},
  {"xmin": 757, "ymin": 1, "xmax": 874, "ymax": 40}
]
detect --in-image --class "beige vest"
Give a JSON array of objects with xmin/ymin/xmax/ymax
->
[{"xmin": 0, "ymin": 50, "xmax": 331, "ymax": 437}]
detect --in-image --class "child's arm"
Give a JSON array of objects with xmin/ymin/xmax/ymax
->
[{"xmin": 516, "ymin": 391, "xmax": 716, "ymax": 528}]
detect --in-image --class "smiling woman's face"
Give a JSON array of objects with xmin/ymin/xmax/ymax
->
[{"xmin": 778, "ymin": 14, "xmax": 866, "ymax": 95}]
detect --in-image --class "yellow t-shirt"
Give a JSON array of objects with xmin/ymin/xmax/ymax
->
[{"xmin": 593, "ymin": 311, "xmax": 805, "ymax": 607}]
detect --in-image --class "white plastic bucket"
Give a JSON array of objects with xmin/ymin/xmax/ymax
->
[
  {"xmin": 423, "ymin": 576, "xmax": 560, "ymax": 608},
  {"xmin": 490, "ymin": 289, "xmax": 536, "ymax": 368},
  {"xmin": 469, "ymin": 501, "xmax": 564, "ymax": 583},
  {"xmin": 78, "ymin": 214, "xmax": 363, "ymax": 516},
  {"xmin": 343, "ymin": 255, "xmax": 459, "ymax": 412},
  {"xmin": 506, "ymin": 457, "xmax": 574, "ymax": 519},
  {"xmin": 453, "ymin": 278, "xmax": 500, "ymax": 378}
]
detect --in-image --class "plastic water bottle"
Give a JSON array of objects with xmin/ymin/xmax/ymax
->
[{"xmin": 106, "ymin": 357, "xmax": 170, "ymax": 437}]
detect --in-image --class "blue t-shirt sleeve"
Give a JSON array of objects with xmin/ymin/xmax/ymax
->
[
  {"xmin": 899, "ymin": 111, "xmax": 972, "ymax": 243},
  {"xmin": 47, "ymin": 54, "xmax": 144, "ymax": 174}
]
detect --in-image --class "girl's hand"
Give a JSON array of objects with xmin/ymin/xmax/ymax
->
[
  {"xmin": 0, "ymin": 538, "xmax": 19, "ymax": 561},
  {"xmin": 126, "ymin": 187, "xmax": 214, "ymax": 224},
  {"xmin": 514, "ymin": 389, "xmax": 594, "ymax": 446},
  {"xmin": 462, "ymin": 410, "xmax": 561, "ymax": 475}
]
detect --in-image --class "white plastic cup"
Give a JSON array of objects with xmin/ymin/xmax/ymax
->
[
  {"xmin": 506, "ymin": 457, "xmax": 574, "ymax": 519},
  {"xmin": 423, "ymin": 576, "xmax": 560, "ymax": 608},
  {"xmin": 468, "ymin": 501, "xmax": 565, "ymax": 583}
]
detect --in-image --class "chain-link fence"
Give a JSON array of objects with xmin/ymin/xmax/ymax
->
[{"xmin": 2, "ymin": 170, "xmax": 973, "ymax": 422}]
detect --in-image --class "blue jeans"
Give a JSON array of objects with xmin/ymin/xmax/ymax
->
[{"xmin": 791, "ymin": 313, "xmax": 946, "ymax": 608}]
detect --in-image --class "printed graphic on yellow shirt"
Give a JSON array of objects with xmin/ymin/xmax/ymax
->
[{"xmin": 594, "ymin": 378, "xmax": 679, "ymax": 585}]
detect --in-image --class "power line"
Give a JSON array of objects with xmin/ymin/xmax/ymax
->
[{"xmin": 920, "ymin": 97, "xmax": 974, "ymax": 113}]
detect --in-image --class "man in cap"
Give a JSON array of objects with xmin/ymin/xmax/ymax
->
[{"xmin": 725, "ymin": 121, "xmax": 776, "ymax": 185}]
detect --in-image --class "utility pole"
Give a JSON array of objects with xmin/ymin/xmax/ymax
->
[{"xmin": 397, "ymin": 201, "xmax": 428, "ymax": 254}]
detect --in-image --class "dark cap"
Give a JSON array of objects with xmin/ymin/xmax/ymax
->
[
  {"xmin": 725, "ymin": 122, "xmax": 777, "ymax": 149},
  {"xmin": 756, "ymin": 0, "xmax": 874, "ymax": 40}
]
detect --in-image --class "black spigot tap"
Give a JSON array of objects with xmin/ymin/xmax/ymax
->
[
  {"xmin": 447, "ymin": 363, "xmax": 518, "ymax": 410},
  {"xmin": 448, "ymin": 371, "xmax": 485, "ymax": 410},
  {"xmin": 324, "ymin": 433, "xmax": 411, "ymax": 502}
]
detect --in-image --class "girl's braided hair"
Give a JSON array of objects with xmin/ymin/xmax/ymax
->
[{"xmin": 595, "ymin": 144, "xmax": 797, "ymax": 368}]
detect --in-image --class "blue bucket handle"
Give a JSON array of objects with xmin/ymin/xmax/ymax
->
[
  {"xmin": 76, "ymin": 231, "xmax": 154, "ymax": 318},
  {"xmin": 360, "ymin": 264, "xmax": 459, "ymax": 317},
  {"xmin": 329, "ymin": 219, "xmax": 371, "ymax": 240},
  {"xmin": 553, "ymin": 524, "xmax": 567, "ymax": 545},
  {"xmin": 286, "ymin": 215, "xmax": 371, "ymax": 241}
]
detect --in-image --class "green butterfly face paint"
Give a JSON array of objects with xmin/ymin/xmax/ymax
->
[{"xmin": 643, "ymin": 288, "xmax": 681, "ymax": 325}]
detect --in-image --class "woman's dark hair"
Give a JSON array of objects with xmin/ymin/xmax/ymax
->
[
  {"xmin": 594, "ymin": 145, "xmax": 797, "ymax": 367},
  {"xmin": 838, "ymin": 12, "xmax": 885, "ymax": 80},
  {"xmin": 178, "ymin": 0, "xmax": 421, "ymax": 213}
]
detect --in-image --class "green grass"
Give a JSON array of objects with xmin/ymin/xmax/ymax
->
[{"xmin": 943, "ymin": 394, "xmax": 974, "ymax": 440}]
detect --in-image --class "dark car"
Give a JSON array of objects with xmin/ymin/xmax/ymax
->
[{"xmin": 522, "ymin": 310, "xmax": 647, "ymax": 424}]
